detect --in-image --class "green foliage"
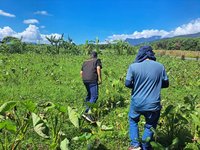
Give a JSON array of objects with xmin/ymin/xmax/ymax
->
[
  {"xmin": 32, "ymin": 113, "xmax": 50, "ymax": 139},
  {"xmin": 0, "ymin": 101, "xmax": 17, "ymax": 115},
  {"xmin": 0, "ymin": 54, "xmax": 199, "ymax": 149},
  {"xmin": 101, "ymin": 40, "xmax": 136, "ymax": 55},
  {"xmin": 0, "ymin": 36, "xmax": 137, "ymax": 56},
  {"xmin": 0, "ymin": 36, "xmax": 24, "ymax": 53},
  {"xmin": 0, "ymin": 120, "xmax": 17, "ymax": 133},
  {"xmin": 151, "ymin": 37, "xmax": 200, "ymax": 51},
  {"xmin": 68, "ymin": 106, "xmax": 80, "ymax": 128},
  {"xmin": 46, "ymin": 34, "xmax": 64, "ymax": 54},
  {"xmin": 60, "ymin": 137, "xmax": 69, "ymax": 150}
]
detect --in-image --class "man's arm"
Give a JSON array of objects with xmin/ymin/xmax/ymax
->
[
  {"xmin": 97, "ymin": 66, "xmax": 102, "ymax": 84},
  {"xmin": 161, "ymin": 67, "xmax": 169, "ymax": 88},
  {"xmin": 125, "ymin": 65, "xmax": 134, "ymax": 89}
]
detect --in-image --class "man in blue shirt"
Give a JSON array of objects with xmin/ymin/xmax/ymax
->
[{"xmin": 125, "ymin": 46, "xmax": 169, "ymax": 150}]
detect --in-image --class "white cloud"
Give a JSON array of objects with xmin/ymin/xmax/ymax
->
[
  {"xmin": 108, "ymin": 30, "xmax": 168, "ymax": 41},
  {"xmin": 131, "ymin": 30, "xmax": 168, "ymax": 39},
  {"xmin": 16, "ymin": 25, "xmax": 42, "ymax": 43},
  {"xmin": 0, "ymin": 25, "xmax": 62, "ymax": 44},
  {"xmin": 1, "ymin": 18, "xmax": 200, "ymax": 44},
  {"xmin": 23, "ymin": 19, "xmax": 39, "ymax": 24},
  {"xmin": 167, "ymin": 18, "xmax": 200, "ymax": 37},
  {"xmin": 0, "ymin": 10, "xmax": 15, "ymax": 17},
  {"xmin": 107, "ymin": 18, "xmax": 200, "ymax": 41},
  {"xmin": 0, "ymin": 26, "xmax": 16, "ymax": 39},
  {"xmin": 34, "ymin": 10, "xmax": 50, "ymax": 16}
]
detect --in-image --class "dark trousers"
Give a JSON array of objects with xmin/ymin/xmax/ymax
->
[
  {"xmin": 129, "ymin": 110, "xmax": 160, "ymax": 150},
  {"xmin": 84, "ymin": 82, "xmax": 98, "ymax": 113}
]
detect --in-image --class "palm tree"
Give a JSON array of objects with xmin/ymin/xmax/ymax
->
[{"xmin": 46, "ymin": 34, "xmax": 64, "ymax": 54}]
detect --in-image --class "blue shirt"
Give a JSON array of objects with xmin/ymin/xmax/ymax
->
[{"xmin": 125, "ymin": 60, "xmax": 169, "ymax": 117}]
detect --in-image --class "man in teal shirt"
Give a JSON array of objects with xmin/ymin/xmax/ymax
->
[{"xmin": 125, "ymin": 46, "xmax": 169, "ymax": 150}]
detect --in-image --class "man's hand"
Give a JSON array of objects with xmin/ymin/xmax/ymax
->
[{"xmin": 98, "ymin": 79, "xmax": 102, "ymax": 85}]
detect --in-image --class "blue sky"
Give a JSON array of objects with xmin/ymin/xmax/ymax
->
[{"xmin": 0, "ymin": 0, "xmax": 200, "ymax": 44}]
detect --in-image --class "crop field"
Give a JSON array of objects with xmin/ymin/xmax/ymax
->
[
  {"xmin": 154, "ymin": 50, "xmax": 200, "ymax": 59},
  {"xmin": 0, "ymin": 53, "xmax": 199, "ymax": 150}
]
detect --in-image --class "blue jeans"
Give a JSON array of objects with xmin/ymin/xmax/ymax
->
[
  {"xmin": 129, "ymin": 110, "xmax": 160, "ymax": 150},
  {"xmin": 84, "ymin": 83, "xmax": 98, "ymax": 113}
]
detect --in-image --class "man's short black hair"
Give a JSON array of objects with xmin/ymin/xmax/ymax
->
[{"xmin": 91, "ymin": 51, "xmax": 97, "ymax": 58}]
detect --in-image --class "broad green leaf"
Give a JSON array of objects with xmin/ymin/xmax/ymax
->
[
  {"xmin": 96, "ymin": 121, "xmax": 102, "ymax": 128},
  {"xmin": 191, "ymin": 114, "xmax": 200, "ymax": 125},
  {"xmin": 32, "ymin": 113, "xmax": 42, "ymax": 126},
  {"xmin": 60, "ymin": 138, "xmax": 69, "ymax": 150},
  {"xmin": 5, "ymin": 120, "xmax": 17, "ymax": 133},
  {"xmin": 0, "ymin": 121, "xmax": 6, "ymax": 130},
  {"xmin": 68, "ymin": 106, "xmax": 79, "ymax": 128},
  {"xmin": 101, "ymin": 125, "xmax": 113, "ymax": 131},
  {"xmin": 56, "ymin": 104, "xmax": 67, "ymax": 113},
  {"xmin": 0, "ymin": 101, "xmax": 17, "ymax": 114},
  {"xmin": 72, "ymin": 133, "xmax": 92, "ymax": 141},
  {"xmin": 0, "ymin": 120, "xmax": 16, "ymax": 133},
  {"xmin": 32, "ymin": 113, "xmax": 49, "ymax": 138},
  {"xmin": 22, "ymin": 100, "xmax": 37, "ymax": 112},
  {"xmin": 162, "ymin": 105, "xmax": 174, "ymax": 117},
  {"xmin": 43, "ymin": 102, "xmax": 55, "ymax": 112}
]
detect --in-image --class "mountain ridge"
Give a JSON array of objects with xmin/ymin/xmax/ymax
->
[{"xmin": 125, "ymin": 32, "xmax": 200, "ymax": 45}]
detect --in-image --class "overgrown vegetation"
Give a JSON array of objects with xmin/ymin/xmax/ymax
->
[
  {"xmin": 0, "ymin": 35, "xmax": 199, "ymax": 149},
  {"xmin": 0, "ymin": 53, "xmax": 199, "ymax": 149}
]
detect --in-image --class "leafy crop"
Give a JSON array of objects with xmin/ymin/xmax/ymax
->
[{"xmin": 0, "ymin": 53, "xmax": 199, "ymax": 149}]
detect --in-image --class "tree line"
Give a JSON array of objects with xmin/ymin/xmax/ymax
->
[
  {"xmin": 150, "ymin": 37, "xmax": 200, "ymax": 51},
  {"xmin": 1, "ymin": 36, "xmax": 200, "ymax": 55},
  {"xmin": 0, "ymin": 36, "xmax": 136, "ymax": 55}
]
